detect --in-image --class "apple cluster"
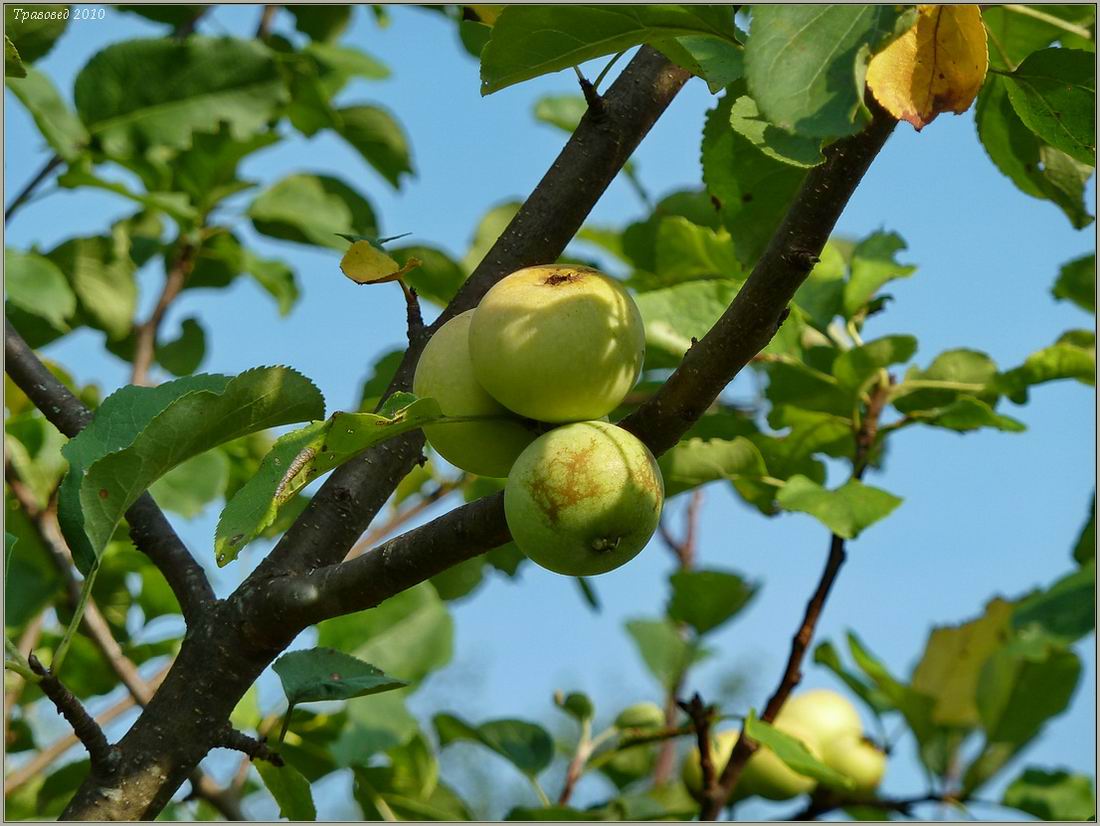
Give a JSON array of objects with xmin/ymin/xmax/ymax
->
[
  {"xmin": 413, "ymin": 264, "xmax": 665, "ymax": 576},
  {"xmin": 682, "ymin": 689, "xmax": 887, "ymax": 803}
]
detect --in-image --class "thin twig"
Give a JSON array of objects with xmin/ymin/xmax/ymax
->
[
  {"xmin": 216, "ymin": 727, "xmax": 284, "ymax": 766},
  {"xmin": 700, "ymin": 382, "xmax": 892, "ymax": 819},
  {"xmin": 398, "ymin": 281, "xmax": 426, "ymax": 347},
  {"xmin": 4, "ymin": 155, "xmax": 62, "ymax": 223},
  {"xmin": 680, "ymin": 693, "xmax": 718, "ymax": 798},
  {"xmin": 131, "ymin": 240, "xmax": 198, "ymax": 386},
  {"xmin": 4, "ymin": 319, "xmax": 216, "ymax": 624},
  {"xmin": 4, "ymin": 664, "xmax": 168, "ymax": 794},
  {"xmin": 27, "ymin": 654, "xmax": 116, "ymax": 773}
]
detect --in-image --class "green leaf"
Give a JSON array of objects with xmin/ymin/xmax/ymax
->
[
  {"xmin": 812, "ymin": 641, "xmax": 892, "ymax": 715},
  {"xmin": 4, "ymin": 498, "xmax": 62, "ymax": 628},
  {"xmin": 728, "ymin": 93, "xmax": 824, "ymax": 167},
  {"xmin": 4, "ymin": 248, "xmax": 75, "ymax": 332},
  {"xmin": 154, "ymin": 317, "xmax": 206, "ymax": 376},
  {"xmin": 654, "ymin": 34, "xmax": 743, "ymax": 94},
  {"xmin": 981, "ymin": 5, "xmax": 1096, "ymax": 71},
  {"xmin": 764, "ymin": 360, "xmax": 852, "ymax": 419},
  {"xmin": 286, "ymin": 5, "xmax": 353, "ymax": 42},
  {"xmin": 843, "ymin": 231, "xmax": 917, "ymax": 318},
  {"xmin": 6, "ymin": 5, "xmax": 68, "ymax": 64},
  {"xmin": 967, "ymin": 638, "xmax": 1082, "ymax": 792},
  {"xmin": 304, "ymin": 41, "xmax": 390, "ymax": 95},
  {"xmin": 1003, "ymin": 48, "xmax": 1095, "ymax": 165},
  {"xmin": 480, "ymin": 5, "xmax": 741, "ymax": 95},
  {"xmin": 273, "ymin": 647, "xmax": 407, "ymax": 707},
  {"xmin": 1003, "ymin": 768, "xmax": 1096, "ymax": 821},
  {"xmin": 1072, "ymin": 493, "xmax": 1095, "ymax": 565},
  {"xmin": 256, "ymin": 762, "xmax": 317, "ymax": 821},
  {"xmin": 429, "ymin": 556, "xmax": 486, "ymax": 602},
  {"xmin": 667, "ymin": 568, "xmax": 757, "ymax": 635},
  {"xmin": 505, "ymin": 806, "xmax": 597, "ymax": 821},
  {"xmin": 832, "ymin": 335, "xmax": 917, "ymax": 391},
  {"xmin": 975, "ymin": 76, "xmax": 1094, "ymax": 229},
  {"xmin": 5, "ymin": 35, "xmax": 26, "ymax": 77},
  {"xmin": 635, "ymin": 280, "xmax": 740, "ymax": 368},
  {"xmin": 658, "ymin": 436, "xmax": 769, "ymax": 505},
  {"xmin": 149, "ymin": 449, "xmax": 229, "ymax": 519},
  {"xmin": 169, "ymin": 127, "xmax": 280, "ymax": 213},
  {"xmin": 317, "ymin": 583, "xmax": 452, "ymax": 684},
  {"xmin": 215, "ymin": 397, "xmax": 442, "ymax": 564},
  {"xmin": 792, "ymin": 242, "xmax": 848, "ymax": 330},
  {"xmin": 462, "ymin": 200, "xmax": 520, "ymax": 272},
  {"xmin": 187, "ymin": 232, "xmax": 299, "ymax": 315},
  {"xmin": 653, "ymin": 216, "xmax": 744, "ymax": 285},
  {"xmin": 912, "ymin": 396, "xmax": 1026, "ymax": 434},
  {"xmin": 777, "ymin": 475, "xmax": 901, "ymax": 540},
  {"xmin": 625, "ymin": 618, "xmax": 709, "ymax": 692},
  {"xmin": 74, "ymin": 37, "xmax": 287, "ymax": 158},
  {"xmin": 533, "ymin": 94, "xmax": 588, "ymax": 132},
  {"xmin": 1052, "ymin": 253, "xmax": 1095, "ymax": 313},
  {"xmin": 59, "ymin": 368, "xmax": 324, "ymax": 573},
  {"xmin": 745, "ymin": 5, "xmax": 903, "ymax": 139},
  {"xmin": 911, "ymin": 597, "xmax": 1017, "ymax": 728},
  {"xmin": 744, "ymin": 712, "xmax": 854, "ymax": 789},
  {"xmin": 434, "ymin": 713, "xmax": 554, "ymax": 777},
  {"xmin": 46, "ymin": 234, "xmax": 137, "ymax": 341},
  {"xmin": 701, "ymin": 88, "xmax": 807, "ymax": 267},
  {"xmin": 995, "ymin": 331, "xmax": 1095, "ymax": 402},
  {"xmin": 1012, "ymin": 561, "xmax": 1095, "ymax": 645},
  {"xmin": 332, "ymin": 689, "xmax": 419, "ymax": 766},
  {"xmin": 248, "ymin": 173, "xmax": 378, "ymax": 251},
  {"xmin": 5, "ymin": 67, "xmax": 87, "ymax": 160},
  {"xmin": 56, "ymin": 163, "xmax": 199, "ymax": 226},
  {"xmin": 333, "ymin": 105, "xmax": 413, "ymax": 189},
  {"xmin": 892, "ymin": 349, "xmax": 998, "ymax": 414}
]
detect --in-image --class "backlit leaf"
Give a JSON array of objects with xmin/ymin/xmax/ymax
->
[
  {"xmin": 257, "ymin": 762, "xmax": 316, "ymax": 821},
  {"xmin": 340, "ymin": 240, "xmax": 419, "ymax": 284},
  {"xmin": 728, "ymin": 93, "xmax": 825, "ymax": 168},
  {"xmin": 1052, "ymin": 253, "xmax": 1095, "ymax": 313},
  {"xmin": 1003, "ymin": 48, "xmax": 1095, "ymax": 165},
  {"xmin": 5, "ymin": 67, "xmax": 87, "ymax": 160},
  {"xmin": 776, "ymin": 475, "xmax": 902, "ymax": 539},
  {"xmin": 4, "ymin": 248, "xmax": 75, "ymax": 332},
  {"xmin": 625, "ymin": 618, "xmax": 710, "ymax": 691},
  {"xmin": 667, "ymin": 568, "xmax": 757, "ymax": 635},
  {"xmin": 1003, "ymin": 768, "xmax": 1096, "ymax": 821},
  {"xmin": 248, "ymin": 174, "xmax": 378, "ymax": 251},
  {"xmin": 333, "ymin": 104, "xmax": 414, "ymax": 189},
  {"xmin": 434, "ymin": 713, "xmax": 553, "ymax": 777},
  {"xmin": 866, "ymin": 5, "xmax": 988, "ymax": 130},
  {"xmin": 744, "ymin": 712, "xmax": 854, "ymax": 789},
  {"xmin": 273, "ymin": 647, "xmax": 407, "ymax": 706}
]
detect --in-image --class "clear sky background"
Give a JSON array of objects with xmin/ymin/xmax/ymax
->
[{"xmin": 5, "ymin": 4, "xmax": 1096, "ymax": 820}]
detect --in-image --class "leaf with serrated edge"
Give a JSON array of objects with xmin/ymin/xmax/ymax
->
[
  {"xmin": 777, "ymin": 475, "xmax": 901, "ymax": 539},
  {"xmin": 273, "ymin": 647, "xmax": 407, "ymax": 706},
  {"xmin": 215, "ymin": 397, "xmax": 443, "ymax": 564},
  {"xmin": 59, "ymin": 368, "xmax": 324, "ymax": 574}
]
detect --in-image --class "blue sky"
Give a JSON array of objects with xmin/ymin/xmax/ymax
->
[{"xmin": 5, "ymin": 5, "xmax": 1095, "ymax": 819}]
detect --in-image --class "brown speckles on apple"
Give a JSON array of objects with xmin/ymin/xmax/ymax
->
[{"xmin": 525, "ymin": 438, "xmax": 603, "ymax": 524}]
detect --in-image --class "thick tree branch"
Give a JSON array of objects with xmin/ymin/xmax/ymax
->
[
  {"xmin": 621, "ymin": 104, "xmax": 897, "ymax": 455},
  {"xmin": 252, "ymin": 46, "xmax": 691, "ymax": 581},
  {"xmin": 131, "ymin": 240, "xmax": 197, "ymax": 386},
  {"xmin": 27, "ymin": 654, "xmax": 116, "ymax": 774},
  {"xmin": 270, "ymin": 105, "xmax": 898, "ymax": 630},
  {"xmin": 4, "ymin": 319, "xmax": 216, "ymax": 625}
]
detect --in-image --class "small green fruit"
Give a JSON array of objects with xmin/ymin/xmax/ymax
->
[
  {"xmin": 775, "ymin": 689, "xmax": 863, "ymax": 747},
  {"xmin": 821, "ymin": 735, "xmax": 886, "ymax": 794},
  {"xmin": 504, "ymin": 421, "xmax": 663, "ymax": 576},
  {"xmin": 614, "ymin": 701, "xmax": 666, "ymax": 730},
  {"xmin": 681, "ymin": 723, "xmax": 822, "ymax": 803},
  {"xmin": 468, "ymin": 264, "xmax": 646, "ymax": 422},
  {"xmin": 412, "ymin": 310, "xmax": 537, "ymax": 477}
]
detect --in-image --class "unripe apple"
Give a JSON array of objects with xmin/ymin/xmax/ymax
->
[
  {"xmin": 504, "ymin": 421, "xmax": 663, "ymax": 576},
  {"xmin": 468, "ymin": 265, "xmax": 646, "ymax": 422},
  {"xmin": 614, "ymin": 701, "xmax": 666, "ymax": 730},
  {"xmin": 820, "ymin": 734, "xmax": 886, "ymax": 794},
  {"xmin": 412, "ymin": 310, "xmax": 537, "ymax": 478},
  {"xmin": 775, "ymin": 689, "xmax": 863, "ymax": 747},
  {"xmin": 681, "ymin": 722, "xmax": 821, "ymax": 802}
]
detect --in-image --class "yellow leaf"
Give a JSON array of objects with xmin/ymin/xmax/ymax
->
[
  {"xmin": 339, "ymin": 241, "xmax": 419, "ymax": 285},
  {"xmin": 866, "ymin": 5, "xmax": 989, "ymax": 130}
]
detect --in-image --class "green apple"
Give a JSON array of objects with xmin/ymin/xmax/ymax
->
[
  {"xmin": 412, "ymin": 310, "xmax": 537, "ymax": 478},
  {"xmin": 468, "ymin": 264, "xmax": 646, "ymax": 422},
  {"xmin": 503, "ymin": 420, "xmax": 663, "ymax": 576},
  {"xmin": 614, "ymin": 701, "xmax": 666, "ymax": 730},
  {"xmin": 821, "ymin": 734, "xmax": 886, "ymax": 794},
  {"xmin": 775, "ymin": 689, "xmax": 863, "ymax": 747},
  {"xmin": 681, "ymin": 722, "xmax": 821, "ymax": 802}
]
